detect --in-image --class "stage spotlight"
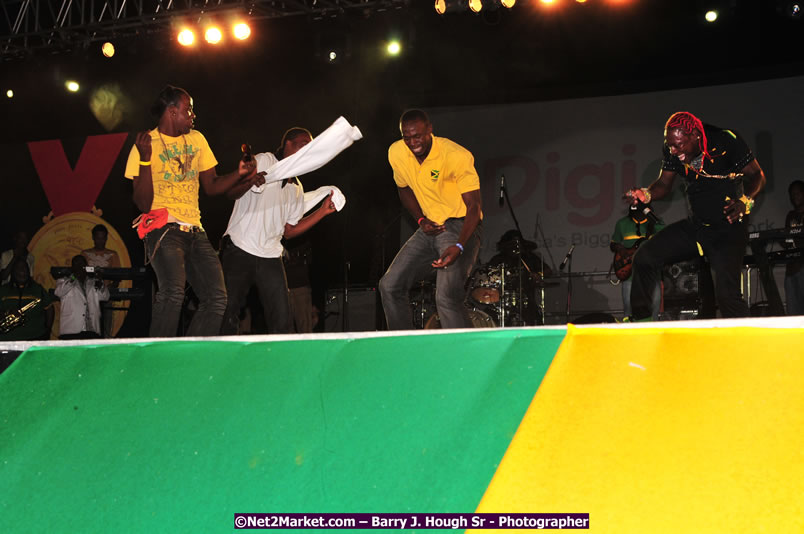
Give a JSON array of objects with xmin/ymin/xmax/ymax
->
[
  {"xmin": 328, "ymin": 51, "xmax": 338, "ymax": 62},
  {"xmin": 101, "ymin": 42, "xmax": 115, "ymax": 58},
  {"xmin": 469, "ymin": 0, "xmax": 483, "ymax": 12},
  {"xmin": 705, "ymin": 10, "xmax": 718, "ymax": 22},
  {"xmin": 6, "ymin": 89, "xmax": 13, "ymax": 98},
  {"xmin": 66, "ymin": 81, "xmax": 80, "ymax": 92},
  {"xmin": 779, "ymin": 2, "xmax": 802, "ymax": 18},
  {"xmin": 435, "ymin": 0, "xmax": 468, "ymax": 14},
  {"xmin": 205, "ymin": 26, "xmax": 223, "ymax": 44},
  {"xmin": 233, "ymin": 22, "xmax": 251, "ymax": 40},
  {"xmin": 178, "ymin": 28, "xmax": 195, "ymax": 46},
  {"xmin": 501, "ymin": 0, "xmax": 516, "ymax": 6},
  {"xmin": 387, "ymin": 40, "xmax": 401, "ymax": 56},
  {"xmin": 540, "ymin": 0, "xmax": 556, "ymax": 5}
]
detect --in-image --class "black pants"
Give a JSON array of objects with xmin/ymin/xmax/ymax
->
[
  {"xmin": 220, "ymin": 239, "xmax": 291, "ymax": 335},
  {"xmin": 631, "ymin": 218, "xmax": 749, "ymax": 320}
]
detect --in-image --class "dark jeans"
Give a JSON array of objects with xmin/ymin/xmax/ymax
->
[
  {"xmin": 220, "ymin": 239, "xmax": 291, "ymax": 335},
  {"xmin": 631, "ymin": 218, "xmax": 748, "ymax": 320},
  {"xmin": 379, "ymin": 218, "xmax": 481, "ymax": 330},
  {"xmin": 145, "ymin": 225, "xmax": 227, "ymax": 337}
]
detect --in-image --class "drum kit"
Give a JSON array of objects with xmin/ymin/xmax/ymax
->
[{"xmin": 410, "ymin": 233, "xmax": 557, "ymax": 329}]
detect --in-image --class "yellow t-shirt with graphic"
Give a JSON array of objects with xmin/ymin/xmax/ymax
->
[
  {"xmin": 124, "ymin": 129, "xmax": 218, "ymax": 228},
  {"xmin": 388, "ymin": 135, "xmax": 481, "ymax": 226}
]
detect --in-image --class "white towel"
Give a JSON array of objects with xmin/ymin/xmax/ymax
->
[
  {"xmin": 303, "ymin": 185, "xmax": 346, "ymax": 214},
  {"xmin": 252, "ymin": 116, "xmax": 362, "ymax": 193}
]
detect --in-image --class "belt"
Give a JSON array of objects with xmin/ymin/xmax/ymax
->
[{"xmin": 166, "ymin": 222, "xmax": 204, "ymax": 233}]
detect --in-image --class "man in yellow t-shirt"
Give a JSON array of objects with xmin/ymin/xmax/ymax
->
[
  {"xmin": 379, "ymin": 109, "xmax": 482, "ymax": 330},
  {"xmin": 124, "ymin": 85, "xmax": 262, "ymax": 337}
]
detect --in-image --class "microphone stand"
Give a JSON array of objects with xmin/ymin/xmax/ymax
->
[
  {"xmin": 565, "ymin": 254, "xmax": 573, "ymax": 324},
  {"xmin": 501, "ymin": 177, "xmax": 527, "ymax": 327}
]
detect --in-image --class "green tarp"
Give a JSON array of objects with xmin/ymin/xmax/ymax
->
[{"xmin": 0, "ymin": 329, "xmax": 565, "ymax": 533}]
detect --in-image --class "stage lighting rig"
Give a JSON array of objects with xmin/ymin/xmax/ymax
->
[{"xmin": 435, "ymin": 0, "xmax": 515, "ymax": 15}]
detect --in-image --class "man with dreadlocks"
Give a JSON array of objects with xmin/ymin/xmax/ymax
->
[
  {"xmin": 125, "ymin": 85, "xmax": 261, "ymax": 337},
  {"xmin": 625, "ymin": 111, "xmax": 766, "ymax": 320}
]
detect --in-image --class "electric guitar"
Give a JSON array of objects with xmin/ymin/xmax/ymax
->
[{"xmin": 612, "ymin": 239, "xmax": 645, "ymax": 281}]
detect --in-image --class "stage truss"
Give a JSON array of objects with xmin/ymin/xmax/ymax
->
[{"xmin": 0, "ymin": 0, "xmax": 410, "ymax": 60}]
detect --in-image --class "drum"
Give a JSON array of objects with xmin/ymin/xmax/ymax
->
[
  {"xmin": 468, "ymin": 266, "xmax": 503, "ymax": 304},
  {"xmin": 424, "ymin": 308, "xmax": 497, "ymax": 329},
  {"xmin": 409, "ymin": 281, "xmax": 436, "ymax": 329}
]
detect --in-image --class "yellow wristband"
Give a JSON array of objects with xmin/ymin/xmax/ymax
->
[
  {"xmin": 139, "ymin": 161, "xmax": 151, "ymax": 166},
  {"xmin": 739, "ymin": 194, "xmax": 754, "ymax": 214}
]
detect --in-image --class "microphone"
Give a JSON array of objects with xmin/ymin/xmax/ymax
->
[
  {"xmin": 241, "ymin": 143, "xmax": 252, "ymax": 162},
  {"xmin": 559, "ymin": 244, "xmax": 575, "ymax": 271},
  {"xmin": 499, "ymin": 174, "xmax": 505, "ymax": 207},
  {"xmin": 635, "ymin": 200, "xmax": 660, "ymax": 224}
]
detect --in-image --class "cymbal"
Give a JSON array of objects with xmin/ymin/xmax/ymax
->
[
  {"xmin": 498, "ymin": 237, "xmax": 538, "ymax": 250},
  {"xmin": 531, "ymin": 280, "xmax": 560, "ymax": 288}
]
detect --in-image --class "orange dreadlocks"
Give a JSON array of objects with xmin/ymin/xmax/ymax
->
[{"xmin": 665, "ymin": 111, "xmax": 710, "ymax": 163}]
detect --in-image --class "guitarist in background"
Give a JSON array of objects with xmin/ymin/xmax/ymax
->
[{"xmin": 611, "ymin": 203, "xmax": 664, "ymax": 319}]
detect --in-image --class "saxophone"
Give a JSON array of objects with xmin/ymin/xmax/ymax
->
[{"xmin": 0, "ymin": 298, "xmax": 42, "ymax": 333}]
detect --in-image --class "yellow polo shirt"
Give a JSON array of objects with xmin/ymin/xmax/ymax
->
[
  {"xmin": 124, "ymin": 129, "xmax": 218, "ymax": 228},
  {"xmin": 388, "ymin": 135, "xmax": 481, "ymax": 226}
]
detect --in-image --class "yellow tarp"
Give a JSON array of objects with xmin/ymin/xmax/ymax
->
[{"xmin": 474, "ymin": 325, "xmax": 804, "ymax": 533}]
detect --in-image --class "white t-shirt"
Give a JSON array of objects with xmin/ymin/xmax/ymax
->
[
  {"xmin": 224, "ymin": 116, "xmax": 360, "ymax": 258},
  {"xmin": 225, "ymin": 152, "xmax": 305, "ymax": 258},
  {"xmin": 54, "ymin": 277, "xmax": 110, "ymax": 336}
]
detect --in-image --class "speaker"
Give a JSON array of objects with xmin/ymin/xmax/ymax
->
[
  {"xmin": 661, "ymin": 258, "xmax": 716, "ymax": 319},
  {"xmin": 324, "ymin": 287, "xmax": 380, "ymax": 332}
]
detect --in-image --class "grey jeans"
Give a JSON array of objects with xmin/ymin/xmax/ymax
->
[
  {"xmin": 379, "ymin": 218, "xmax": 481, "ymax": 330},
  {"xmin": 145, "ymin": 225, "xmax": 227, "ymax": 337}
]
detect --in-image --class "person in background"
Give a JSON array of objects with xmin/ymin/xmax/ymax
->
[
  {"xmin": 0, "ymin": 258, "xmax": 53, "ymax": 341},
  {"xmin": 610, "ymin": 204, "xmax": 664, "ymax": 319},
  {"xmin": 783, "ymin": 180, "xmax": 804, "ymax": 315},
  {"xmin": 0, "ymin": 230, "xmax": 35, "ymax": 285},
  {"xmin": 81, "ymin": 224, "xmax": 121, "ymax": 337},
  {"xmin": 54, "ymin": 255, "xmax": 109, "ymax": 339}
]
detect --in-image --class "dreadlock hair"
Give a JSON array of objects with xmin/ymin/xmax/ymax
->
[
  {"xmin": 665, "ymin": 111, "xmax": 710, "ymax": 162},
  {"xmin": 275, "ymin": 127, "xmax": 313, "ymax": 160},
  {"xmin": 150, "ymin": 85, "xmax": 190, "ymax": 119}
]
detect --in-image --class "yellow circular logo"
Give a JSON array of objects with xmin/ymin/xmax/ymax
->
[{"xmin": 29, "ymin": 212, "xmax": 133, "ymax": 338}]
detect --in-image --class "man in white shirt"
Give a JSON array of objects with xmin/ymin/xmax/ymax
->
[
  {"xmin": 54, "ymin": 255, "xmax": 110, "ymax": 339},
  {"xmin": 220, "ymin": 128, "xmax": 339, "ymax": 335}
]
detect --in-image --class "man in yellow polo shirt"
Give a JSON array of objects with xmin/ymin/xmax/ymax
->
[{"xmin": 379, "ymin": 109, "xmax": 482, "ymax": 330}]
